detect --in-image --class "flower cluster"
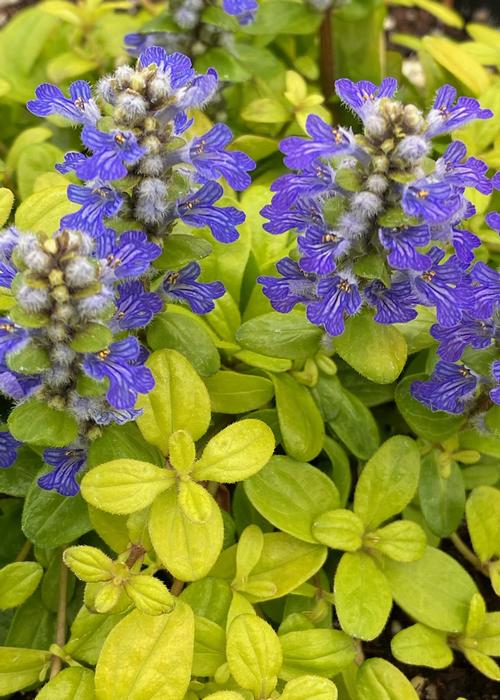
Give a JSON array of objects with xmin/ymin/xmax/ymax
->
[
  {"xmin": 259, "ymin": 79, "xmax": 494, "ymax": 336},
  {"xmin": 0, "ymin": 227, "xmax": 160, "ymax": 493},
  {"xmin": 27, "ymin": 47, "xmax": 253, "ymax": 316}
]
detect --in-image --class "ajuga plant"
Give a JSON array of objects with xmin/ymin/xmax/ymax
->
[
  {"xmin": 258, "ymin": 78, "xmax": 500, "ymax": 417},
  {"xmin": 0, "ymin": 45, "xmax": 255, "ymax": 496}
]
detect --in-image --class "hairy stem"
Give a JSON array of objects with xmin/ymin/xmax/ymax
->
[
  {"xmin": 50, "ymin": 553, "xmax": 69, "ymax": 679},
  {"xmin": 170, "ymin": 578, "xmax": 185, "ymax": 596}
]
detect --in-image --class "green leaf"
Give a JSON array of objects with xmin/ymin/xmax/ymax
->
[
  {"xmin": 422, "ymin": 36, "xmax": 491, "ymax": 95},
  {"xmin": 178, "ymin": 480, "xmax": 214, "ymax": 524},
  {"xmin": 64, "ymin": 607, "xmax": 127, "ymax": 665},
  {"xmin": 334, "ymin": 552, "xmax": 392, "ymax": 641},
  {"xmin": 17, "ymin": 142, "xmax": 63, "ymax": 200},
  {"xmin": 241, "ymin": 98, "xmax": 289, "ymax": 123},
  {"xmin": 226, "ymin": 614, "xmax": 282, "ymax": 697},
  {"xmin": 192, "ymin": 419, "xmax": 275, "ymax": 482},
  {"xmin": 367, "ymin": 520, "xmax": 426, "ymax": 562},
  {"xmin": 149, "ymin": 488, "xmax": 224, "ymax": 581},
  {"xmin": 0, "ymin": 562, "xmax": 43, "ymax": 609},
  {"xmin": 204, "ymin": 371, "xmax": 274, "ymax": 414},
  {"xmin": 356, "ymin": 658, "xmax": 419, "ymax": 700},
  {"xmin": 391, "ymin": 623, "xmax": 453, "ymax": 669},
  {"xmin": 466, "ymin": 486, "xmax": 500, "ymax": 563},
  {"xmin": 87, "ymin": 422, "xmax": 163, "ymax": 469},
  {"xmin": 6, "ymin": 127, "xmax": 52, "ymax": 172},
  {"xmin": 125, "ymin": 575, "xmax": 175, "ymax": 616},
  {"xmin": 15, "ymin": 185, "xmax": 78, "ymax": 235},
  {"xmin": 154, "ymin": 234, "xmax": 212, "ymax": 270},
  {"xmin": 9, "ymin": 399, "xmax": 78, "ymax": 447},
  {"xmin": 95, "ymin": 604, "xmax": 194, "ymax": 700},
  {"xmin": 245, "ymin": 455, "xmax": 340, "ymax": 543},
  {"xmin": 236, "ymin": 311, "xmax": 322, "ymax": 361},
  {"xmin": 0, "ymin": 646, "xmax": 50, "ymax": 696},
  {"xmin": 22, "ymin": 483, "xmax": 91, "ymax": 547},
  {"xmin": 7, "ymin": 342, "xmax": 50, "ymax": 374},
  {"xmin": 395, "ymin": 374, "xmax": 463, "ymax": 442},
  {"xmin": 0, "ymin": 446, "xmax": 41, "ymax": 497},
  {"xmin": 136, "ymin": 349, "xmax": 211, "ymax": 454},
  {"xmin": 272, "ymin": 373, "xmax": 324, "ymax": 462},
  {"xmin": 63, "ymin": 546, "xmax": 113, "ymax": 583},
  {"xmin": 36, "ymin": 667, "xmax": 95, "ymax": 699},
  {"xmin": 81, "ymin": 459, "xmax": 174, "ymax": 515},
  {"xmin": 419, "ymin": 451, "xmax": 465, "ymax": 537},
  {"xmin": 464, "ymin": 650, "xmax": 500, "ymax": 681},
  {"xmin": 412, "ymin": 0, "xmax": 463, "ymax": 28},
  {"xmin": 211, "ymin": 532, "xmax": 327, "ymax": 602},
  {"xmin": 279, "ymin": 628, "xmax": 355, "ymax": 680},
  {"xmin": 4, "ymin": 589, "xmax": 54, "ymax": 650},
  {"xmin": 180, "ymin": 577, "xmax": 232, "ymax": 627},
  {"xmin": 312, "ymin": 510, "xmax": 364, "ymax": 551},
  {"xmin": 333, "ymin": 311, "xmax": 407, "ymax": 384},
  {"xmin": 382, "ymin": 547, "xmax": 477, "ymax": 633},
  {"xmin": 47, "ymin": 51, "xmax": 97, "ymax": 82},
  {"xmin": 192, "ymin": 615, "xmax": 226, "ymax": 676},
  {"xmin": 322, "ymin": 438, "xmax": 352, "ymax": 508},
  {"xmin": 147, "ymin": 312, "xmax": 220, "ymax": 377},
  {"xmin": 0, "ymin": 188, "xmax": 14, "ymax": 228},
  {"xmin": 354, "ymin": 436, "xmax": 420, "ymax": 530},
  {"xmin": 312, "ymin": 375, "xmax": 379, "ymax": 460},
  {"xmin": 70, "ymin": 323, "xmax": 112, "ymax": 353},
  {"xmin": 281, "ymin": 676, "xmax": 338, "ymax": 700}
]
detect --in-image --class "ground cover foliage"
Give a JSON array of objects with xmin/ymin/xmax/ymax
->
[{"xmin": 0, "ymin": 1, "xmax": 499, "ymax": 698}]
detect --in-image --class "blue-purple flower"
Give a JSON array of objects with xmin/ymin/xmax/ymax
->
[
  {"xmin": 335, "ymin": 77, "xmax": 398, "ymax": 121},
  {"xmin": 281, "ymin": 115, "xmax": 356, "ymax": 170},
  {"xmin": 76, "ymin": 127, "xmax": 145, "ymax": 182},
  {"xmin": 258, "ymin": 258, "xmax": 319, "ymax": 314},
  {"xmin": 60, "ymin": 182, "xmax": 123, "ymax": 238},
  {"xmin": 413, "ymin": 248, "xmax": 469, "ymax": 326},
  {"xmin": 223, "ymin": 0, "xmax": 258, "ymax": 24},
  {"xmin": 364, "ymin": 277, "xmax": 418, "ymax": 324},
  {"xmin": 162, "ymin": 262, "xmax": 224, "ymax": 314},
  {"xmin": 426, "ymin": 85, "xmax": 493, "ymax": 137},
  {"xmin": 177, "ymin": 182, "xmax": 245, "ymax": 243},
  {"xmin": 113, "ymin": 281, "xmax": 163, "ymax": 330},
  {"xmin": 104, "ymin": 230, "xmax": 161, "ymax": 279},
  {"xmin": 411, "ymin": 361, "xmax": 478, "ymax": 414},
  {"xmin": 490, "ymin": 362, "xmax": 500, "ymax": 405},
  {"xmin": 83, "ymin": 337, "xmax": 154, "ymax": 410},
  {"xmin": 27, "ymin": 81, "xmax": 100, "ymax": 125},
  {"xmin": 0, "ymin": 430, "xmax": 21, "ymax": 469},
  {"xmin": 38, "ymin": 446, "xmax": 87, "ymax": 496},
  {"xmin": 306, "ymin": 273, "xmax": 362, "ymax": 336},
  {"xmin": 431, "ymin": 315, "xmax": 495, "ymax": 362}
]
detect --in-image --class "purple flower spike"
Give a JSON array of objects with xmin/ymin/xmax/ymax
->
[
  {"xmin": 379, "ymin": 224, "xmax": 432, "ymax": 272},
  {"xmin": 490, "ymin": 362, "xmax": 500, "ymax": 405},
  {"xmin": 402, "ymin": 179, "xmax": 459, "ymax": 224},
  {"xmin": 411, "ymin": 361, "xmax": 477, "ymax": 414},
  {"xmin": 0, "ymin": 431, "xmax": 21, "ymax": 469},
  {"xmin": 426, "ymin": 85, "xmax": 493, "ymax": 137},
  {"xmin": 437, "ymin": 141, "xmax": 492, "ymax": 195},
  {"xmin": 223, "ymin": 0, "xmax": 258, "ymax": 24},
  {"xmin": 280, "ymin": 115, "xmax": 357, "ymax": 170},
  {"xmin": 83, "ymin": 337, "xmax": 154, "ymax": 410},
  {"xmin": 113, "ymin": 281, "xmax": 163, "ymax": 330},
  {"xmin": 414, "ymin": 248, "xmax": 469, "ymax": 327},
  {"xmin": 470, "ymin": 261, "xmax": 500, "ymax": 319},
  {"xmin": 27, "ymin": 81, "xmax": 100, "ymax": 125},
  {"xmin": 486, "ymin": 211, "xmax": 500, "ymax": 233},
  {"xmin": 177, "ymin": 182, "xmax": 245, "ymax": 243},
  {"xmin": 38, "ymin": 446, "xmax": 87, "ymax": 496},
  {"xmin": 76, "ymin": 127, "xmax": 145, "ymax": 182},
  {"xmin": 431, "ymin": 314, "xmax": 494, "ymax": 362},
  {"xmin": 139, "ymin": 48, "xmax": 195, "ymax": 88},
  {"xmin": 364, "ymin": 277, "xmax": 418, "ymax": 324},
  {"xmin": 162, "ymin": 262, "xmax": 224, "ymax": 314},
  {"xmin": 306, "ymin": 273, "xmax": 362, "ymax": 336},
  {"xmin": 258, "ymin": 257, "xmax": 319, "ymax": 313}
]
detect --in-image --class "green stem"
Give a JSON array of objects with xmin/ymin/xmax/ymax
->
[
  {"xmin": 15, "ymin": 540, "xmax": 32, "ymax": 562},
  {"xmin": 319, "ymin": 9, "xmax": 335, "ymax": 107},
  {"xmin": 450, "ymin": 533, "xmax": 485, "ymax": 574},
  {"xmin": 50, "ymin": 553, "xmax": 69, "ymax": 679},
  {"xmin": 170, "ymin": 578, "xmax": 185, "ymax": 596}
]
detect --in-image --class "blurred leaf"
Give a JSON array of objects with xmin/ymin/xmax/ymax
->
[{"xmin": 422, "ymin": 36, "xmax": 491, "ymax": 95}]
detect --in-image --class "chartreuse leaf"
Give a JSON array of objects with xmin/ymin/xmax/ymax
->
[
  {"xmin": 226, "ymin": 614, "xmax": 282, "ymax": 697},
  {"xmin": 95, "ymin": 603, "xmax": 194, "ymax": 700},
  {"xmin": 136, "ymin": 349, "xmax": 211, "ymax": 454},
  {"xmin": 211, "ymin": 531, "xmax": 327, "ymax": 602},
  {"xmin": 192, "ymin": 615, "xmax": 226, "ymax": 676},
  {"xmin": 382, "ymin": 547, "xmax": 477, "ymax": 632},
  {"xmin": 0, "ymin": 562, "xmax": 43, "ymax": 609},
  {"xmin": 0, "ymin": 647, "xmax": 50, "ymax": 695},
  {"xmin": 64, "ymin": 607, "xmax": 127, "ymax": 666},
  {"xmin": 422, "ymin": 36, "xmax": 491, "ymax": 95},
  {"xmin": 245, "ymin": 455, "xmax": 340, "ymax": 543},
  {"xmin": 365, "ymin": 520, "xmax": 427, "ymax": 562},
  {"xmin": 464, "ymin": 650, "xmax": 500, "ymax": 681},
  {"xmin": 356, "ymin": 658, "xmax": 419, "ymax": 700},
  {"xmin": 204, "ymin": 693, "xmax": 246, "ymax": 700},
  {"xmin": 81, "ymin": 460, "xmax": 175, "ymax": 515},
  {"xmin": 334, "ymin": 552, "xmax": 392, "ymax": 641},
  {"xmin": 9, "ymin": 399, "xmax": 78, "ymax": 446},
  {"xmin": 192, "ymin": 419, "xmax": 275, "ymax": 482},
  {"xmin": 354, "ymin": 436, "xmax": 420, "ymax": 530},
  {"xmin": 63, "ymin": 546, "xmax": 113, "ymax": 582},
  {"xmin": 419, "ymin": 450, "xmax": 465, "ymax": 537},
  {"xmin": 15, "ymin": 185, "xmax": 78, "ymax": 235},
  {"xmin": 391, "ymin": 623, "xmax": 453, "ymax": 668},
  {"xmin": 272, "ymin": 373, "xmax": 324, "ymax": 462},
  {"xmin": 312, "ymin": 510, "xmax": 364, "ymax": 551},
  {"xmin": 236, "ymin": 311, "xmax": 323, "ymax": 361},
  {"xmin": 281, "ymin": 676, "xmax": 338, "ymax": 700},
  {"xmin": 204, "ymin": 370, "xmax": 274, "ymax": 414},
  {"xmin": 333, "ymin": 311, "xmax": 407, "ymax": 384},
  {"xmin": 36, "ymin": 667, "xmax": 95, "ymax": 699},
  {"xmin": 0, "ymin": 189, "xmax": 14, "ymax": 227},
  {"xmin": 279, "ymin": 628, "xmax": 355, "ymax": 680},
  {"xmin": 466, "ymin": 486, "xmax": 500, "ymax": 563},
  {"xmin": 125, "ymin": 575, "xmax": 175, "ymax": 616},
  {"xmin": 149, "ymin": 487, "xmax": 224, "ymax": 581},
  {"xmin": 178, "ymin": 480, "xmax": 214, "ymax": 524}
]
